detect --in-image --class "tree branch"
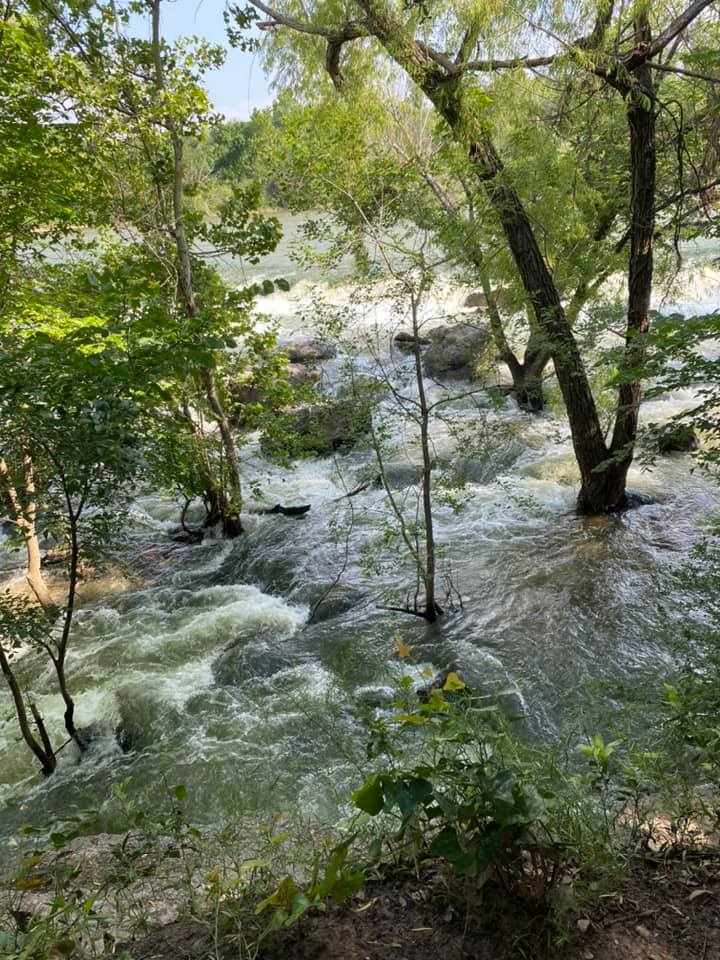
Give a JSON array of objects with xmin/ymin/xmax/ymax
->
[
  {"xmin": 647, "ymin": 0, "xmax": 717, "ymax": 60},
  {"xmin": 649, "ymin": 60, "xmax": 720, "ymax": 84}
]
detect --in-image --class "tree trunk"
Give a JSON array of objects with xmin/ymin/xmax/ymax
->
[
  {"xmin": 151, "ymin": 0, "xmax": 244, "ymax": 536},
  {"xmin": 596, "ymin": 17, "xmax": 656, "ymax": 507},
  {"xmin": 0, "ymin": 455, "xmax": 55, "ymax": 608},
  {"xmin": 513, "ymin": 364, "xmax": 546, "ymax": 413},
  {"xmin": 200, "ymin": 366, "xmax": 244, "ymax": 536},
  {"xmin": 0, "ymin": 645, "xmax": 56, "ymax": 775},
  {"xmin": 411, "ymin": 293, "xmax": 442, "ymax": 621},
  {"xmin": 462, "ymin": 133, "xmax": 610, "ymax": 484},
  {"xmin": 354, "ymin": 1, "xmax": 623, "ymax": 508},
  {"xmin": 54, "ymin": 514, "xmax": 83, "ymax": 748},
  {"xmin": 21, "ymin": 456, "xmax": 55, "ymax": 608}
]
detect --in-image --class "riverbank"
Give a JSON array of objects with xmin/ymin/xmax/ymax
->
[{"xmin": 3, "ymin": 805, "xmax": 719, "ymax": 960}]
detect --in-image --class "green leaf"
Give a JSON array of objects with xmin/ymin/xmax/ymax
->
[
  {"xmin": 383, "ymin": 777, "xmax": 433, "ymax": 817},
  {"xmin": 351, "ymin": 774, "xmax": 385, "ymax": 815},
  {"xmin": 429, "ymin": 826, "xmax": 462, "ymax": 861}
]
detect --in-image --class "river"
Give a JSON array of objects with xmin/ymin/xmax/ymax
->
[{"xmin": 1, "ymin": 216, "xmax": 719, "ymax": 841}]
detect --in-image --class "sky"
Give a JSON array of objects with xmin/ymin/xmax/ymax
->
[{"xmin": 147, "ymin": 0, "xmax": 273, "ymax": 119}]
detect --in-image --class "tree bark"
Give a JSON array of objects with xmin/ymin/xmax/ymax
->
[
  {"xmin": 0, "ymin": 455, "xmax": 55, "ymax": 608},
  {"xmin": 354, "ymin": 0, "xmax": 623, "ymax": 509},
  {"xmin": 411, "ymin": 291, "xmax": 442, "ymax": 621},
  {"xmin": 0, "ymin": 645, "xmax": 56, "ymax": 775},
  {"xmin": 150, "ymin": 0, "xmax": 244, "ymax": 535},
  {"xmin": 582, "ymin": 19, "xmax": 657, "ymax": 511}
]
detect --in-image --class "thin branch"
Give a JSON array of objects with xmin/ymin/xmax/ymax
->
[
  {"xmin": 649, "ymin": 61, "xmax": 720, "ymax": 84},
  {"xmin": 647, "ymin": 0, "xmax": 717, "ymax": 60}
]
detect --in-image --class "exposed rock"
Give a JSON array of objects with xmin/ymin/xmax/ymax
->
[
  {"xmin": 227, "ymin": 364, "xmax": 322, "ymax": 428},
  {"xmin": 114, "ymin": 686, "xmax": 164, "ymax": 753},
  {"xmin": 423, "ymin": 322, "xmax": 492, "ymax": 380},
  {"xmin": 393, "ymin": 330, "xmax": 431, "ymax": 353},
  {"xmin": 286, "ymin": 362, "xmax": 323, "ymax": 386},
  {"xmin": 374, "ymin": 461, "xmax": 431, "ymax": 490},
  {"xmin": 622, "ymin": 490, "xmax": 655, "ymax": 510},
  {"xmin": 657, "ymin": 424, "xmax": 700, "ymax": 453},
  {"xmin": 252, "ymin": 503, "xmax": 311, "ymax": 518},
  {"xmin": 227, "ymin": 382, "xmax": 261, "ymax": 408},
  {"xmin": 168, "ymin": 525, "xmax": 205, "ymax": 544},
  {"xmin": 485, "ymin": 384, "xmax": 515, "ymax": 402},
  {"xmin": 279, "ymin": 338, "xmax": 337, "ymax": 363},
  {"xmin": 261, "ymin": 399, "xmax": 371, "ymax": 458},
  {"xmin": 464, "ymin": 291, "xmax": 489, "ymax": 308},
  {"xmin": 75, "ymin": 722, "xmax": 107, "ymax": 750},
  {"xmin": 451, "ymin": 442, "xmax": 524, "ymax": 485}
]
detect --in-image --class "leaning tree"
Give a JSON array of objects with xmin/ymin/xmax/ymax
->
[{"xmin": 238, "ymin": 0, "xmax": 719, "ymax": 511}]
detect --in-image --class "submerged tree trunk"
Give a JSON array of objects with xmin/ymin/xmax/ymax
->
[
  {"xmin": 581, "ymin": 17, "xmax": 657, "ymax": 513},
  {"xmin": 411, "ymin": 292, "xmax": 442, "ymax": 622},
  {"xmin": 354, "ymin": 1, "xmax": 625, "ymax": 510},
  {"xmin": 0, "ymin": 645, "xmax": 56, "ymax": 775}
]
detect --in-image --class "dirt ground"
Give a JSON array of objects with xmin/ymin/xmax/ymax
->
[{"xmin": 115, "ymin": 852, "xmax": 720, "ymax": 960}]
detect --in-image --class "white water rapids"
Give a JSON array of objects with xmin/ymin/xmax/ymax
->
[{"xmin": 1, "ymin": 224, "xmax": 719, "ymax": 839}]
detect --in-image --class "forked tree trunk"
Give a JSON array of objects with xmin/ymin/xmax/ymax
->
[
  {"xmin": 0, "ymin": 645, "xmax": 56, "ymax": 775},
  {"xmin": 478, "ymin": 262, "xmax": 548, "ymax": 412},
  {"xmin": 355, "ymin": 0, "xmax": 659, "ymax": 513},
  {"xmin": 354, "ymin": 2, "xmax": 621, "ymax": 509}
]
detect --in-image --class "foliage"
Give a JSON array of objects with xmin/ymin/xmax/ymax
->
[{"xmin": 351, "ymin": 667, "xmax": 614, "ymax": 900}]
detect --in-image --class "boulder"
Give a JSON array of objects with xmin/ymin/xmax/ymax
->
[
  {"xmin": 657, "ymin": 424, "xmax": 700, "ymax": 453},
  {"xmin": 261, "ymin": 399, "xmax": 371, "ymax": 458},
  {"xmin": 464, "ymin": 291, "xmax": 489, "ymax": 309},
  {"xmin": 393, "ymin": 330, "xmax": 431, "ymax": 353},
  {"xmin": 423, "ymin": 322, "xmax": 492, "ymax": 380},
  {"xmin": 228, "ymin": 365, "xmax": 322, "ymax": 428},
  {"xmin": 168, "ymin": 524, "xmax": 205, "ymax": 544},
  {"xmin": 374, "ymin": 461, "xmax": 430, "ymax": 489},
  {"xmin": 286, "ymin": 362, "xmax": 323, "ymax": 386},
  {"xmin": 621, "ymin": 490, "xmax": 656, "ymax": 510},
  {"xmin": 114, "ymin": 687, "xmax": 158, "ymax": 753},
  {"xmin": 278, "ymin": 338, "xmax": 337, "ymax": 363}
]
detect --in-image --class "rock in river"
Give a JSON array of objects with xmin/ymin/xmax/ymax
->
[
  {"xmin": 278, "ymin": 338, "xmax": 337, "ymax": 364},
  {"xmin": 261, "ymin": 399, "xmax": 371, "ymax": 458},
  {"xmin": 422, "ymin": 321, "xmax": 492, "ymax": 380}
]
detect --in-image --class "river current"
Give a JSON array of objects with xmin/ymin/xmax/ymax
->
[{"xmin": 1, "ymin": 221, "xmax": 719, "ymax": 841}]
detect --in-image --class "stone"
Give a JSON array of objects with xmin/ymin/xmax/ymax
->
[
  {"xmin": 261, "ymin": 399, "xmax": 371, "ymax": 458},
  {"xmin": 464, "ymin": 291, "xmax": 489, "ymax": 309},
  {"xmin": 168, "ymin": 525, "xmax": 205, "ymax": 544},
  {"xmin": 302, "ymin": 585, "xmax": 366, "ymax": 623},
  {"xmin": 286, "ymin": 362, "xmax": 322, "ymax": 386},
  {"xmin": 656, "ymin": 424, "xmax": 700, "ymax": 453},
  {"xmin": 393, "ymin": 330, "xmax": 431, "ymax": 353},
  {"xmin": 278, "ymin": 338, "xmax": 337, "ymax": 363},
  {"xmin": 375, "ymin": 461, "xmax": 428, "ymax": 490},
  {"xmin": 422, "ymin": 322, "xmax": 492, "ymax": 380},
  {"xmin": 622, "ymin": 489, "xmax": 655, "ymax": 510}
]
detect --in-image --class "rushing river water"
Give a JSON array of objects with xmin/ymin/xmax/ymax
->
[{"xmin": 1, "ymin": 220, "xmax": 719, "ymax": 842}]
